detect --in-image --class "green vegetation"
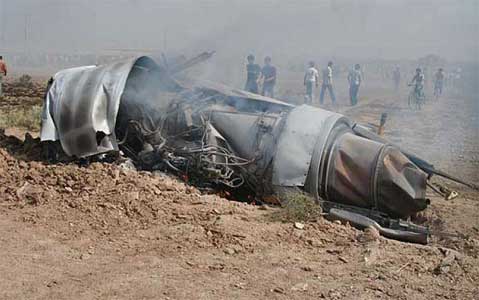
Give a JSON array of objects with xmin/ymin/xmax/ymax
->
[{"xmin": 270, "ymin": 192, "xmax": 323, "ymax": 223}]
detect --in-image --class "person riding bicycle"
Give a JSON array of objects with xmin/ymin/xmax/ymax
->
[{"xmin": 410, "ymin": 68, "xmax": 425, "ymax": 98}]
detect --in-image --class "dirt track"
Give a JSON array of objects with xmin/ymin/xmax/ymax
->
[{"xmin": 0, "ymin": 77, "xmax": 478, "ymax": 299}]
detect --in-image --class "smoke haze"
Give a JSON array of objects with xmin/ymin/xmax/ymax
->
[{"xmin": 1, "ymin": 0, "xmax": 477, "ymax": 62}]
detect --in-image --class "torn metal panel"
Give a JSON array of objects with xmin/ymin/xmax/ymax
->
[
  {"xmin": 40, "ymin": 65, "xmax": 96, "ymax": 142},
  {"xmin": 41, "ymin": 57, "xmax": 158, "ymax": 157}
]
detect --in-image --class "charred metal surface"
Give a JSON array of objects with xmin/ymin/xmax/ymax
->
[{"xmin": 41, "ymin": 55, "xmax": 434, "ymax": 219}]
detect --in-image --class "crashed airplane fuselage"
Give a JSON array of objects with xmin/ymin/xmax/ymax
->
[{"xmin": 41, "ymin": 56, "xmax": 430, "ymax": 222}]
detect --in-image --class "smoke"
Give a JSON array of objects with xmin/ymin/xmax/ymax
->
[{"xmin": 0, "ymin": 0, "xmax": 477, "ymax": 61}]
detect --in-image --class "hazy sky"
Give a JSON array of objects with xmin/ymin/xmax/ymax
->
[{"xmin": 1, "ymin": 0, "xmax": 478, "ymax": 62}]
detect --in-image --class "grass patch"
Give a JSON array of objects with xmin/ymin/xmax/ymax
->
[
  {"xmin": 0, "ymin": 105, "xmax": 42, "ymax": 131},
  {"xmin": 269, "ymin": 192, "xmax": 323, "ymax": 223}
]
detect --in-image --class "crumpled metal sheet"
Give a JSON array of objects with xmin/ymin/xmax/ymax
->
[
  {"xmin": 40, "ymin": 57, "xmax": 152, "ymax": 157},
  {"xmin": 272, "ymin": 105, "xmax": 347, "ymax": 186}
]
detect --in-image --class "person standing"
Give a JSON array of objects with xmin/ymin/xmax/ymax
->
[
  {"xmin": 244, "ymin": 54, "xmax": 261, "ymax": 94},
  {"xmin": 0, "ymin": 56, "xmax": 7, "ymax": 97},
  {"xmin": 303, "ymin": 61, "xmax": 319, "ymax": 104},
  {"xmin": 347, "ymin": 64, "xmax": 362, "ymax": 106},
  {"xmin": 392, "ymin": 66, "xmax": 401, "ymax": 92},
  {"xmin": 320, "ymin": 61, "xmax": 336, "ymax": 105},
  {"xmin": 260, "ymin": 56, "xmax": 277, "ymax": 97},
  {"xmin": 433, "ymin": 68, "xmax": 445, "ymax": 98}
]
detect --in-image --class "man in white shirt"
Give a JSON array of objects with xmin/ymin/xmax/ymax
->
[
  {"xmin": 320, "ymin": 61, "xmax": 337, "ymax": 105},
  {"xmin": 304, "ymin": 61, "xmax": 319, "ymax": 104}
]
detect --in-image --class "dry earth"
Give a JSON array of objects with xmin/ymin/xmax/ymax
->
[{"xmin": 0, "ymin": 75, "xmax": 478, "ymax": 300}]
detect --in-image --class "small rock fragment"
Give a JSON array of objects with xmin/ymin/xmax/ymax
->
[
  {"xmin": 291, "ymin": 283, "xmax": 308, "ymax": 292},
  {"xmin": 224, "ymin": 248, "xmax": 235, "ymax": 255},
  {"xmin": 294, "ymin": 222, "xmax": 305, "ymax": 230},
  {"xmin": 359, "ymin": 226, "xmax": 381, "ymax": 243}
]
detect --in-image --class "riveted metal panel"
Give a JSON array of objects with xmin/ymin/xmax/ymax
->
[{"xmin": 272, "ymin": 105, "xmax": 344, "ymax": 186}]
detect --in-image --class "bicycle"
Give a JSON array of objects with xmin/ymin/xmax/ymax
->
[{"xmin": 408, "ymin": 84, "xmax": 426, "ymax": 110}]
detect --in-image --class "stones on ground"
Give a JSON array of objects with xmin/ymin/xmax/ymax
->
[
  {"xmin": 306, "ymin": 238, "xmax": 322, "ymax": 247},
  {"xmin": 358, "ymin": 226, "xmax": 381, "ymax": 244},
  {"xmin": 224, "ymin": 247, "xmax": 235, "ymax": 255},
  {"xmin": 434, "ymin": 247, "xmax": 463, "ymax": 275},
  {"xmin": 234, "ymin": 283, "xmax": 246, "ymax": 289},
  {"xmin": 294, "ymin": 222, "xmax": 305, "ymax": 230},
  {"xmin": 118, "ymin": 159, "xmax": 136, "ymax": 172},
  {"xmin": 301, "ymin": 265, "xmax": 313, "ymax": 272},
  {"xmin": 16, "ymin": 181, "xmax": 43, "ymax": 204},
  {"xmin": 291, "ymin": 282, "xmax": 308, "ymax": 292}
]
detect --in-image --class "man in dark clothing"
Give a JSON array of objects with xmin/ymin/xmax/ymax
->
[
  {"xmin": 260, "ymin": 56, "xmax": 277, "ymax": 97},
  {"xmin": 347, "ymin": 64, "xmax": 362, "ymax": 106},
  {"xmin": 245, "ymin": 54, "xmax": 261, "ymax": 94}
]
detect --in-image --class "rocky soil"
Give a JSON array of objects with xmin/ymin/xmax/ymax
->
[{"xmin": 0, "ymin": 75, "xmax": 477, "ymax": 299}]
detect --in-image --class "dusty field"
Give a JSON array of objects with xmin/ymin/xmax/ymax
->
[{"xmin": 0, "ymin": 75, "xmax": 478, "ymax": 300}]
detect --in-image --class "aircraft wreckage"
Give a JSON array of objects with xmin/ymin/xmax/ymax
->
[{"xmin": 40, "ymin": 54, "xmax": 476, "ymax": 244}]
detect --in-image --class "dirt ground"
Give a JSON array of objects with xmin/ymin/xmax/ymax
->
[{"xmin": 0, "ymin": 74, "xmax": 478, "ymax": 300}]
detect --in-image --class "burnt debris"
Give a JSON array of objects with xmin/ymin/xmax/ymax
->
[{"xmin": 40, "ymin": 54, "xmax": 474, "ymax": 243}]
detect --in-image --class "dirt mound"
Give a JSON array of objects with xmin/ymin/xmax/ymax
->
[
  {"xmin": 0, "ymin": 140, "xmax": 200, "ymax": 231},
  {"xmin": 0, "ymin": 132, "xmax": 364, "ymax": 264}
]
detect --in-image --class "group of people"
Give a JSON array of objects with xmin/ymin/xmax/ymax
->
[
  {"xmin": 303, "ymin": 61, "xmax": 347, "ymax": 105},
  {"xmin": 0, "ymin": 56, "xmax": 8, "ymax": 97},
  {"xmin": 306, "ymin": 61, "xmax": 363, "ymax": 106},
  {"xmin": 244, "ymin": 55, "xmax": 277, "ymax": 98},
  {"xmin": 244, "ymin": 54, "xmax": 452, "ymax": 108},
  {"xmin": 404, "ymin": 67, "xmax": 446, "ymax": 100},
  {"xmin": 245, "ymin": 55, "xmax": 363, "ymax": 107}
]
